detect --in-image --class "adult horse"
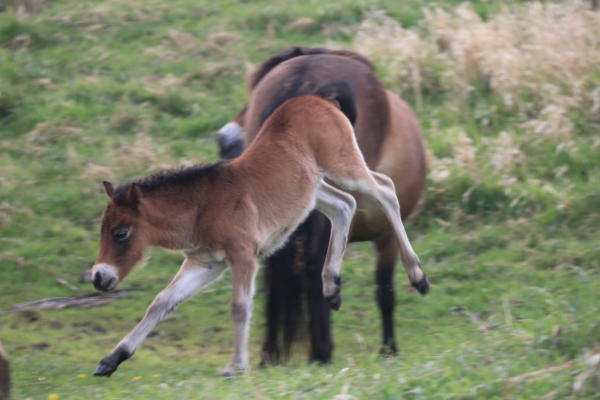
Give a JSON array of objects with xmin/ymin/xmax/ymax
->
[{"xmin": 218, "ymin": 47, "xmax": 427, "ymax": 363}]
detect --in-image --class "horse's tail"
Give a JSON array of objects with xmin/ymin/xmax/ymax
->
[
  {"xmin": 311, "ymin": 80, "xmax": 357, "ymax": 126},
  {"xmin": 262, "ymin": 211, "xmax": 333, "ymax": 364}
]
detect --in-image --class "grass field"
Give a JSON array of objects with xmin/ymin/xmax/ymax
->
[{"xmin": 1, "ymin": 0, "xmax": 600, "ymax": 398}]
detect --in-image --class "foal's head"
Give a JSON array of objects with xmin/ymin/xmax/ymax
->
[{"xmin": 92, "ymin": 181, "xmax": 150, "ymax": 292}]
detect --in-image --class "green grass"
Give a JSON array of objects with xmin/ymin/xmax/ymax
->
[{"xmin": 1, "ymin": 0, "xmax": 600, "ymax": 398}]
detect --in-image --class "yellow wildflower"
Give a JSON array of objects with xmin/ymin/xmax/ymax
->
[
  {"xmin": 48, "ymin": 395, "xmax": 60, "ymax": 400},
  {"xmin": 152, "ymin": 374, "xmax": 161, "ymax": 378},
  {"xmin": 78, "ymin": 374, "xmax": 88, "ymax": 378},
  {"xmin": 132, "ymin": 376, "xmax": 142, "ymax": 381}
]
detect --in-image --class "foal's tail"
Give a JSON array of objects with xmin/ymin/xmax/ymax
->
[{"xmin": 311, "ymin": 80, "xmax": 357, "ymax": 126}]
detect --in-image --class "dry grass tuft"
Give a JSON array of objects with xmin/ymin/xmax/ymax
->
[
  {"xmin": 285, "ymin": 18, "xmax": 318, "ymax": 33},
  {"xmin": 23, "ymin": 124, "xmax": 83, "ymax": 155},
  {"xmin": 167, "ymin": 29, "xmax": 198, "ymax": 52},
  {"xmin": 208, "ymin": 32, "xmax": 242, "ymax": 47},
  {"xmin": 489, "ymin": 132, "xmax": 524, "ymax": 174},
  {"xmin": 0, "ymin": 0, "xmax": 46, "ymax": 15},
  {"xmin": 110, "ymin": 112, "xmax": 138, "ymax": 131}
]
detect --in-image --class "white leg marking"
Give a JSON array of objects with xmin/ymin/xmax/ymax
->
[
  {"xmin": 108, "ymin": 255, "xmax": 227, "ymax": 357},
  {"xmin": 314, "ymin": 180, "xmax": 357, "ymax": 300},
  {"xmin": 220, "ymin": 259, "xmax": 258, "ymax": 376},
  {"xmin": 370, "ymin": 172, "xmax": 424, "ymax": 283}
]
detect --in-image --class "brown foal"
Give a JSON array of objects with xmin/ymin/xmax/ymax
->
[{"xmin": 91, "ymin": 81, "xmax": 428, "ymax": 377}]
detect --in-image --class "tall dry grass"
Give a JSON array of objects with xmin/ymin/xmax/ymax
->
[
  {"xmin": 355, "ymin": 1, "xmax": 600, "ymax": 217},
  {"xmin": 355, "ymin": 1, "xmax": 600, "ymax": 138}
]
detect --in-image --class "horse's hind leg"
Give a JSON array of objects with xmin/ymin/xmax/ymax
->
[
  {"xmin": 326, "ymin": 171, "xmax": 429, "ymax": 294},
  {"xmin": 314, "ymin": 180, "xmax": 356, "ymax": 310},
  {"xmin": 93, "ymin": 254, "xmax": 227, "ymax": 377},
  {"xmin": 374, "ymin": 232, "xmax": 399, "ymax": 355}
]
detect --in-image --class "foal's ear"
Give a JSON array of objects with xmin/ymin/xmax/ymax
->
[
  {"xmin": 122, "ymin": 183, "xmax": 140, "ymax": 209},
  {"xmin": 103, "ymin": 181, "xmax": 115, "ymax": 199}
]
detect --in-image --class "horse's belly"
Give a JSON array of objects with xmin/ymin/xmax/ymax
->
[
  {"xmin": 350, "ymin": 154, "xmax": 425, "ymax": 242},
  {"xmin": 258, "ymin": 193, "xmax": 317, "ymax": 257},
  {"xmin": 351, "ymin": 197, "xmax": 390, "ymax": 242}
]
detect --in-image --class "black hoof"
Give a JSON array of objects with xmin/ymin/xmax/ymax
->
[
  {"xmin": 326, "ymin": 292, "xmax": 342, "ymax": 311},
  {"xmin": 380, "ymin": 343, "xmax": 398, "ymax": 356},
  {"xmin": 412, "ymin": 275, "xmax": 430, "ymax": 295},
  {"xmin": 94, "ymin": 361, "xmax": 117, "ymax": 377},
  {"xmin": 93, "ymin": 349, "xmax": 132, "ymax": 377}
]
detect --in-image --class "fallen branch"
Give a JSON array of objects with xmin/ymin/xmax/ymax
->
[
  {"xmin": 507, "ymin": 358, "xmax": 579, "ymax": 384},
  {"xmin": 4, "ymin": 289, "xmax": 133, "ymax": 313}
]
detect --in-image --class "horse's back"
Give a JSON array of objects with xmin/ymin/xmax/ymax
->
[{"xmin": 245, "ymin": 53, "xmax": 389, "ymax": 169}]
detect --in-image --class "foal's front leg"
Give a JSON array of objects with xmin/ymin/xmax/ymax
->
[
  {"xmin": 94, "ymin": 254, "xmax": 227, "ymax": 377},
  {"xmin": 220, "ymin": 247, "xmax": 258, "ymax": 376}
]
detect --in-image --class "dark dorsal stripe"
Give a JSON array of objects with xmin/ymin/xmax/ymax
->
[
  {"xmin": 260, "ymin": 78, "xmax": 357, "ymax": 129},
  {"xmin": 251, "ymin": 46, "xmax": 374, "ymax": 90},
  {"xmin": 113, "ymin": 161, "xmax": 228, "ymax": 200}
]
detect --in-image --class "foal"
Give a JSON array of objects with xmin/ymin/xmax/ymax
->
[{"xmin": 91, "ymin": 81, "xmax": 428, "ymax": 377}]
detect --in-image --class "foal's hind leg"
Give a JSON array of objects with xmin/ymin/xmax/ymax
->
[
  {"xmin": 314, "ymin": 180, "xmax": 357, "ymax": 310},
  {"xmin": 327, "ymin": 171, "xmax": 429, "ymax": 294},
  {"xmin": 93, "ymin": 253, "xmax": 227, "ymax": 377}
]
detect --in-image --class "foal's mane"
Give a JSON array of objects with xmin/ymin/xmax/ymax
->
[
  {"xmin": 113, "ymin": 161, "xmax": 227, "ymax": 201},
  {"xmin": 250, "ymin": 46, "xmax": 374, "ymax": 90}
]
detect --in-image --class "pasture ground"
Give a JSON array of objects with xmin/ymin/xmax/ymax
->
[{"xmin": 1, "ymin": 0, "xmax": 599, "ymax": 398}]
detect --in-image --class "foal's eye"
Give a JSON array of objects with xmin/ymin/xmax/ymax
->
[{"xmin": 113, "ymin": 229, "xmax": 130, "ymax": 241}]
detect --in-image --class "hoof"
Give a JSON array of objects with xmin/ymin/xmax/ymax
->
[
  {"xmin": 411, "ymin": 275, "xmax": 430, "ymax": 295},
  {"xmin": 93, "ymin": 361, "xmax": 117, "ymax": 377},
  {"xmin": 93, "ymin": 349, "xmax": 132, "ymax": 377},
  {"xmin": 326, "ymin": 292, "xmax": 342, "ymax": 311},
  {"xmin": 218, "ymin": 365, "xmax": 240, "ymax": 377},
  {"xmin": 380, "ymin": 343, "xmax": 398, "ymax": 356}
]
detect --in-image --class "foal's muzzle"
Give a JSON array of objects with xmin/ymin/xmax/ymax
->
[{"xmin": 92, "ymin": 263, "xmax": 118, "ymax": 292}]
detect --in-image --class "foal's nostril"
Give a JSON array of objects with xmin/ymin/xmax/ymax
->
[{"xmin": 93, "ymin": 272, "xmax": 103, "ymax": 290}]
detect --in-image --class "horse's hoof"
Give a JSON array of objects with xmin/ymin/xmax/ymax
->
[
  {"xmin": 379, "ymin": 343, "xmax": 398, "ymax": 356},
  {"xmin": 327, "ymin": 292, "xmax": 342, "ymax": 311},
  {"xmin": 218, "ymin": 366, "xmax": 239, "ymax": 377},
  {"xmin": 93, "ymin": 361, "xmax": 116, "ymax": 377},
  {"xmin": 412, "ymin": 275, "xmax": 429, "ymax": 295}
]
